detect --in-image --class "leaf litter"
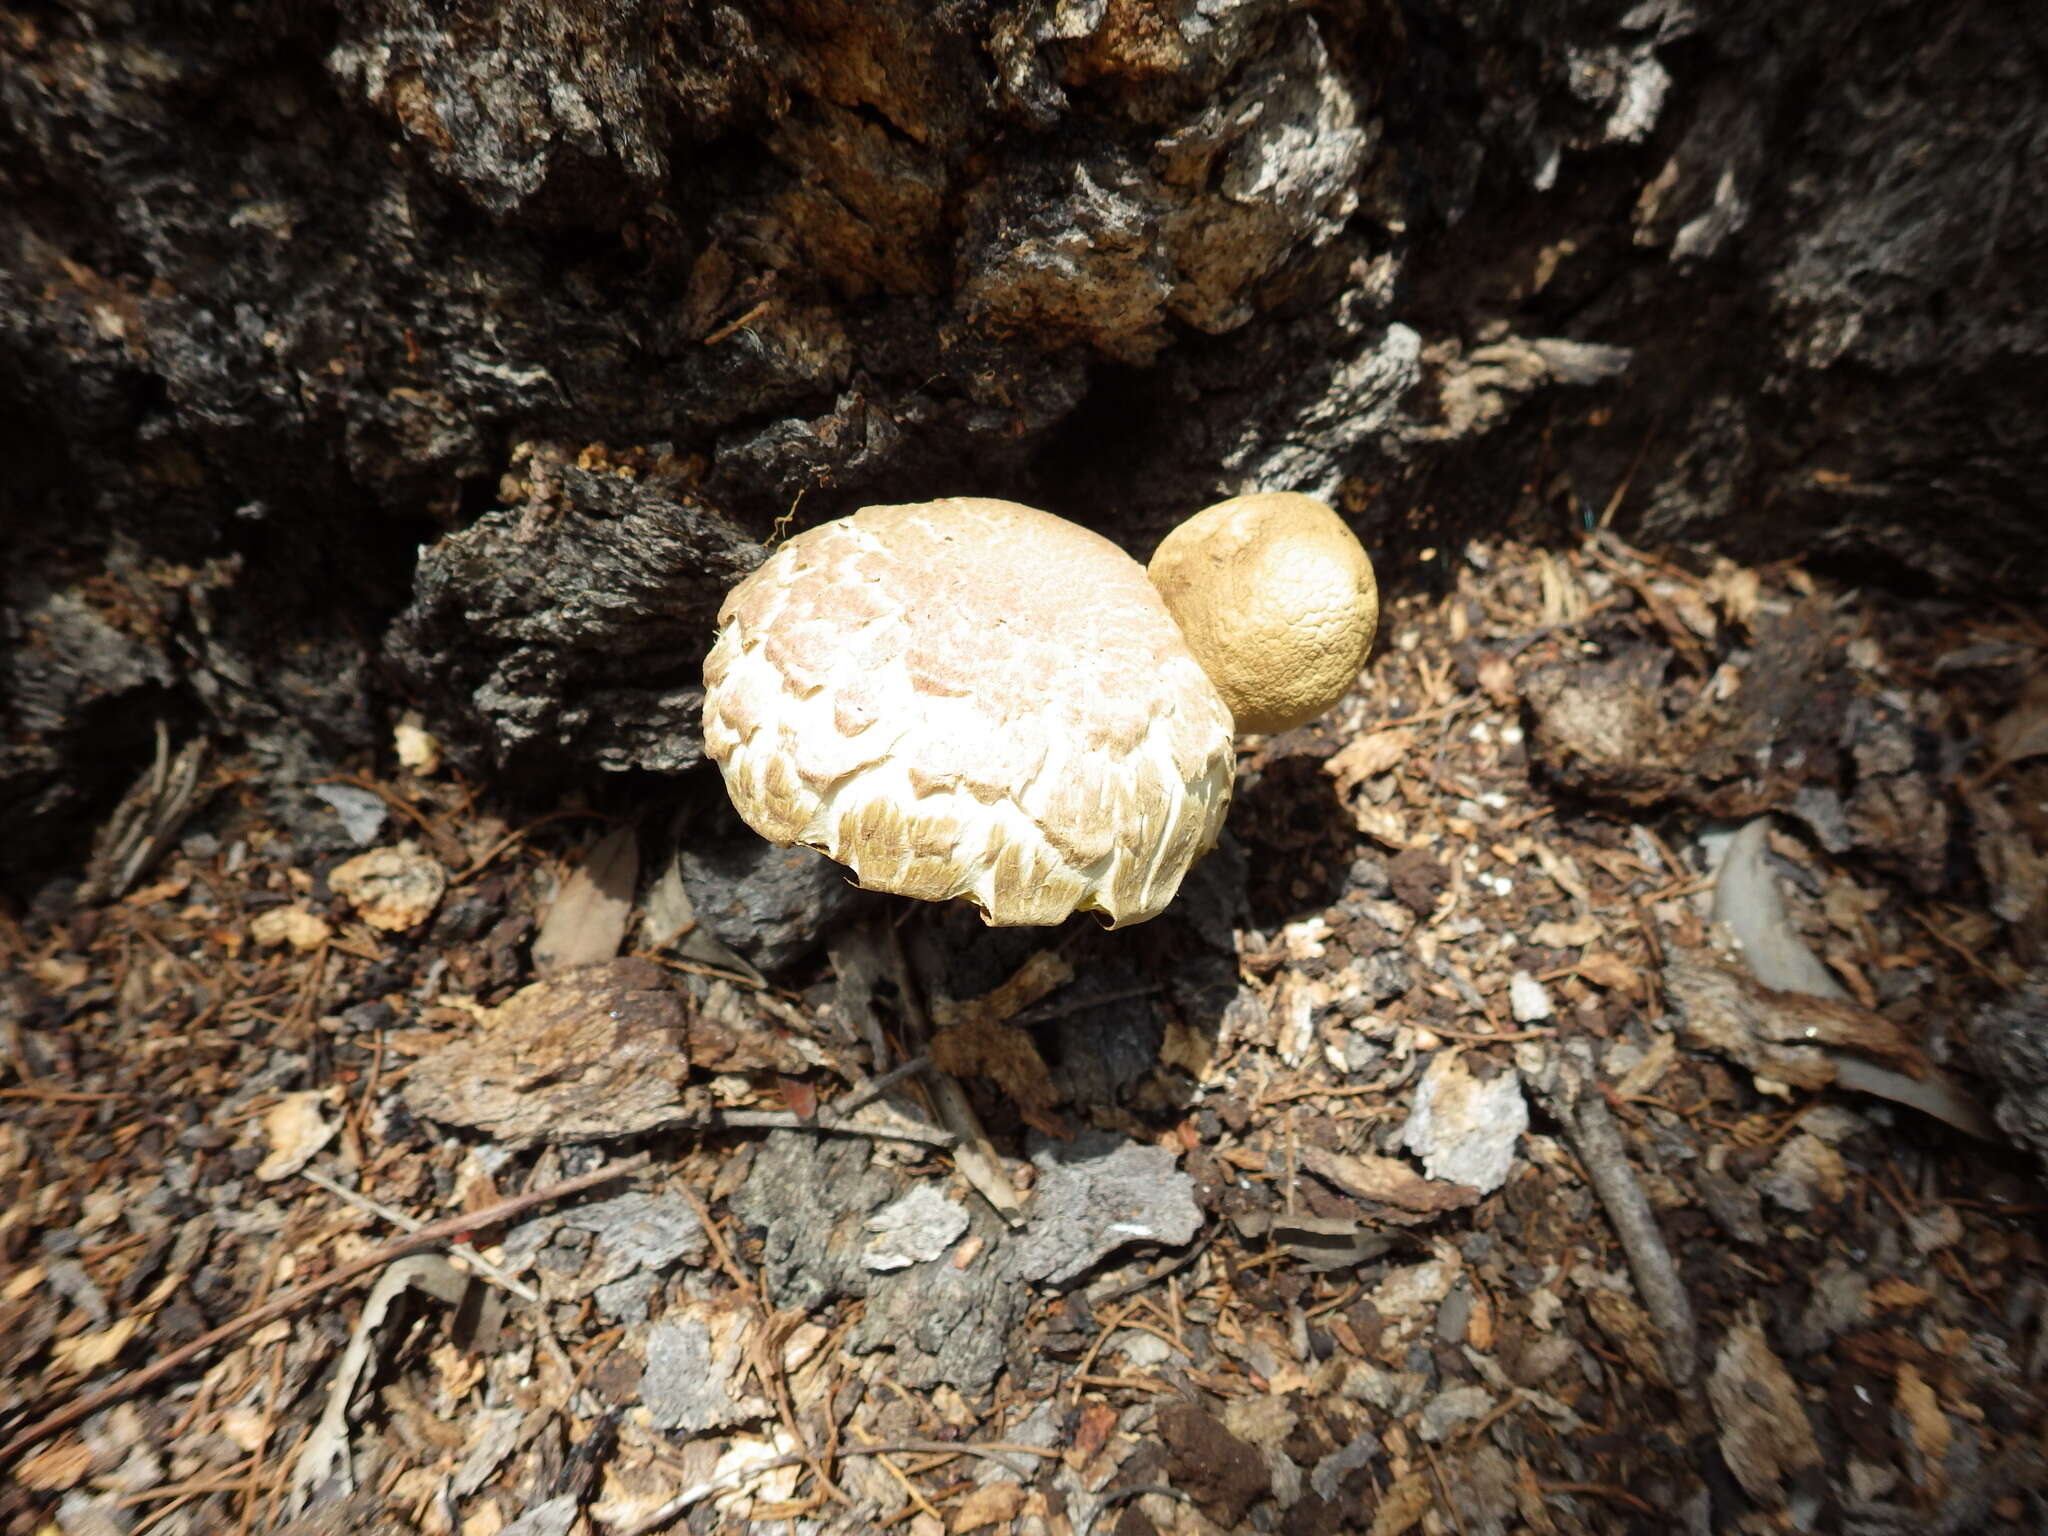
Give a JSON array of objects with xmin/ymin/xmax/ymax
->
[{"xmin": 4, "ymin": 529, "xmax": 2048, "ymax": 1534}]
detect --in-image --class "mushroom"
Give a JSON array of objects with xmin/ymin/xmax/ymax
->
[
  {"xmin": 701, "ymin": 494, "xmax": 1377, "ymax": 927},
  {"xmin": 1146, "ymin": 492, "xmax": 1379, "ymax": 735}
]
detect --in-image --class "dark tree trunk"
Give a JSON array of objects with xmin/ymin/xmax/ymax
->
[{"xmin": 4, "ymin": 0, "xmax": 2044, "ymax": 886}]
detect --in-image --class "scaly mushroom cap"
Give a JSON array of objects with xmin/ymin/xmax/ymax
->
[
  {"xmin": 1146, "ymin": 492, "xmax": 1378, "ymax": 735},
  {"xmin": 702, "ymin": 498, "xmax": 1236, "ymax": 927}
]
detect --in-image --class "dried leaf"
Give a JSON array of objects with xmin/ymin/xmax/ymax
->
[
  {"xmin": 2, "ymin": 1263, "xmax": 44, "ymax": 1301},
  {"xmin": 1466, "ymin": 1287, "xmax": 1495, "ymax": 1352},
  {"xmin": 291, "ymin": 1254, "xmax": 470, "ymax": 1511},
  {"xmin": 1612, "ymin": 1032, "xmax": 1676, "ymax": 1098},
  {"xmin": 124, "ymin": 873, "xmax": 191, "ymax": 906},
  {"xmin": 533, "ymin": 826, "xmax": 639, "ymax": 975},
  {"xmin": 50, "ymin": 1312, "xmax": 144, "ymax": 1376},
  {"xmin": 1073, "ymin": 1400, "xmax": 1118, "ymax": 1462},
  {"xmin": 1755, "ymin": 1132, "xmax": 1846, "ymax": 1212},
  {"xmin": 1894, "ymin": 1363, "xmax": 1952, "ymax": 1494},
  {"xmin": 1158, "ymin": 1015, "xmax": 1216, "ymax": 1078},
  {"xmin": 930, "ymin": 1015, "xmax": 1058, "ymax": 1118},
  {"xmin": 1531, "ymin": 915, "xmax": 1604, "ymax": 948},
  {"xmin": 1704, "ymin": 559, "xmax": 1761, "ymax": 631},
  {"xmin": 31, "ymin": 955, "xmax": 89, "ymax": 991},
  {"xmin": 1576, "ymin": 949, "xmax": 1641, "ymax": 996},
  {"xmin": 929, "ymin": 951, "xmax": 1073, "ymax": 1029},
  {"xmin": 687, "ymin": 981, "xmax": 806, "ymax": 1073},
  {"xmin": 219, "ymin": 1404, "xmax": 272, "ymax": 1453},
  {"xmin": 1326, "ymin": 730, "xmax": 1417, "ymax": 797},
  {"xmin": 256, "ymin": 1089, "xmax": 340, "ymax": 1181},
  {"xmin": 778, "ymin": 1077, "xmax": 817, "ymax": 1118},
  {"xmin": 1868, "ymin": 1276, "xmax": 1933, "ymax": 1311},
  {"xmin": 1351, "ymin": 801, "xmax": 1411, "ymax": 848},
  {"xmin": 1988, "ymin": 671, "xmax": 2048, "ymax": 768},
  {"xmin": 1233, "ymin": 1209, "xmax": 1394, "ymax": 1271},
  {"xmin": 1477, "ymin": 652, "xmax": 1518, "ymax": 705},
  {"xmin": 1711, "ymin": 817, "xmax": 1845, "ymax": 999},
  {"xmin": 1965, "ymin": 784, "xmax": 2048, "ymax": 928}
]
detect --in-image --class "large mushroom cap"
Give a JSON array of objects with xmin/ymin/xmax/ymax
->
[
  {"xmin": 702, "ymin": 498, "xmax": 1236, "ymax": 927},
  {"xmin": 1147, "ymin": 492, "xmax": 1378, "ymax": 735}
]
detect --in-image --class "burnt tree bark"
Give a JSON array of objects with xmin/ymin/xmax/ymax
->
[{"xmin": 4, "ymin": 0, "xmax": 2044, "ymax": 887}]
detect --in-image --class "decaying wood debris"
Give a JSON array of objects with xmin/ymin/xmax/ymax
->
[{"xmin": 4, "ymin": 532, "xmax": 2048, "ymax": 1535}]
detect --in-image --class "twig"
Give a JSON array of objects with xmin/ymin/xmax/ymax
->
[
  {"xmin": 703, "ymin": 298, "xmax": 774, "ymax": 347},
  {"xmin": 1070, "ymin": 1302, "xmax": 1135, "ymax": 1402},
  {"xmin": 1536, "ymin": 1058, "xmax": 1697, "ymax": 1385},
  {"xmin": 667, "ymin": 1185, "xmax": 846, "ymax": 1509},
  {"xmin": 670, "ymin": 1183, "xmax": 761, "ymax": 1311},
  {"xmin": 761, "ymin": 1321, "xmax": 850, "ymax": 1508},
  {"xmin": 1092, "ymin": 1229, "xmax": 1217, "ymax": 1307},
  {"xmin": 0, "ymin": 1153, "xmax": 647, "ymax": 1463},
  {"xmin": 829, "ymin": 1055, "xmax": 933, "ymax": 1119},
  {"xmin": 710, "ymin": 1108, "xmax": 956, "ymax": 1149},
  {"xmin": 855, "ymin": 1430, "xmax": 940, "ymax": 1523},
  {"xmin": 1537, "ymin": 1481, "xmax": 1658, "ymax": 1515},
  {"xmin": 298, "ymin": 1166, "xmax": 539, "ymax": 1302},
  {"xmin": 1417, "ymin": 1023, "xmax": 1558, "ymax": 1044},
  {"xmin": 1424, "ymin": 1439, "xmax": 1474, "ymax": 1536},
  {"xmin": 79, "ymin": 723, "xmax": 212, "ymax": 903},
  {"xmin": 449, "ymin": 808, "xmax": 614, "ymax": 888},
  {"xmin": 881, "ymin": 918, "xmax": 1025, "ymax": 1225}
]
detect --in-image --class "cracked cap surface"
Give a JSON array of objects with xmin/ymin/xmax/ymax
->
[{"xmin": 702, "ymin": 497, "xmax": 1236, "ymax": 927}]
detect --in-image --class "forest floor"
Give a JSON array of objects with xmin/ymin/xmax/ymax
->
[{"xmin": 4, "ymin": 529, "xmax": 2047, "ymax": 1536}]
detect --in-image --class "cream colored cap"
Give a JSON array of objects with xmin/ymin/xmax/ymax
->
[
  {"xmin": 1146, "ymin": 492, "xmax": 1378, "ymax": 734},
  {"xmin": 702, "ymin": 498, "xmax": 1236, "ymax": 927}
]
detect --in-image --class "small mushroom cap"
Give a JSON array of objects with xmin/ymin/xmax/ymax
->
[
  {"xmin": 702, "ymin": 498, "xmax": 1236, "ymax": 927},
  {"xmin": 1146, "ymin": 492, "xmax": 1378, "ymax": 735}
]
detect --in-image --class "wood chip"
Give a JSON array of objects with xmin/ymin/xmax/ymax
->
[
  {"xmin": 402, "ymin": 958, "xmax": 696, "ymax": 1144},
  {"xmin": 1298, "ymin": 1145, "xmax": 1479, "ymax": 1220},
  {"xmin": 1706, "ymin": 1317, "xmax": 1822, "ymax": 1508}
]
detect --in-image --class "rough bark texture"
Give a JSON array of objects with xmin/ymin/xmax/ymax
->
[{"xmin": 5, "ymin": 0, "xmax": 2044, "ymax": 884}]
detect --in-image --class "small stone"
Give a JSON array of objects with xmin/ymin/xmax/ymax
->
[
  {"xmin": 310, "ymin": 784, "xmax": 388, "ymax": 846},
  {"xmin": 394, "ymin": 713, "xmax": 443, "ymax": 775},
  {"xmin": 1401, "ymin": 1053, "xmax": 1528, "ymax": 1193},
  {"xmin": 1509, "ymin": 970, "xmax": 1553, "ymax": 1022}
]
